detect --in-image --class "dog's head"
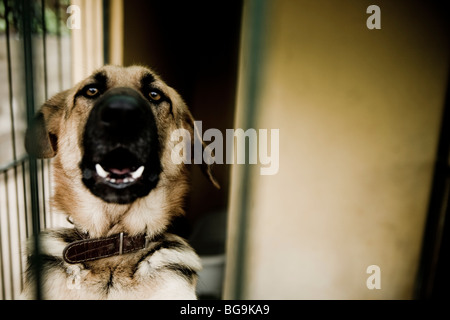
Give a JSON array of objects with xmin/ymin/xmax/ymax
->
[{"xmin": 25, "ymin": 65, "xmax": 218, "ymax": 235}]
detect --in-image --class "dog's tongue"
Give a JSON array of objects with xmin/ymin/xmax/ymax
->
[{"xmin": 109, "ymin": 168, "xmax": 131, "ymax": 175}]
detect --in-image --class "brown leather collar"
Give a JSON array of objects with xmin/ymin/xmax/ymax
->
[{"xmin": 63, "ymin": 232, "xmax": 153, "ymax": 264}]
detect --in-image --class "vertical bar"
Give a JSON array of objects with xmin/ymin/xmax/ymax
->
[
  {"xmin": 40, "ymin": 160, "xmax": 47, "ymax": 228},
  {"xmin": 102, "ymin": 0, "xmax": 110, "ymax": 65},
  {"xmin": 4, "ymin": 0, "xmax": 14, "ymax": 299},
  {"xmin": 22, "ymin": 0, "xmax": 43, "ymax": 300},
  {"xmin": 20, "ymin": 159, "xmax": 29, "ymax": 289},
  {"xmin": 16, "ymin": 160, "xmax": 27, "ymax": 292},
  {"xmin": 51, "ymin": 0, "xmax": 66, "ymax": 225},
  {"xmin": 0, "ymin": 178, "xmax": 6, "ymax": 299},
  {"xmin": 22, "ymin": 160, "xmax": 30, "ymax": 239},
  {"xmin": 15, "ymin": 160, "xmax": 24, "ymax": 295},
  {"xmin": 0, "ymin": 173, "xmax": 5, "ymax": 299},
  {"xmin": 5, "ymin": 0, "xmax": 25, "ymax": 295},
  {"xmin": 415, "ymin": 74, "xmax": 450, "ymax": 299},
  {"xmin": 55, "ymin": 0, "xmax": 63, "ymax": 89},
  {"xmin": 3, "ymin": 172, "xmax": 14, "ymax": 297},
  {"xmin": 5, "ymin": 0, "xmax": 17, "ymax": 162},
  {"xmin": 40, "ymin": 0, "xmax": 48, "ymax": 228},
  {"xmin": 41, "ymin": 0, "xmax": 49, "ymax": 101},
  {"xmin": 0, "ymin": 0, "xmax": 7, "ymax": 300},
  {"xmin": 231, "ymin": 0, "xmax": 269, "ymax": 300}
]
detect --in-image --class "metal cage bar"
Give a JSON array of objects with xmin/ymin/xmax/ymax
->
[{"xmin": 0, "ymin": 0, "xmax": 71, "ymax": 300}]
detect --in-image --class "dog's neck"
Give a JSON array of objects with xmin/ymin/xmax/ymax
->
[
  {"xmin": 73, "ymin": 201, "xmax": 170, "ymax": 238},
  {"xmin": 56, "ymin": 182, "xmax": 172, "ymax": 238},
  {"xmin": 52, "ymin": 159, "xmax": 187, "ymax": 238}
]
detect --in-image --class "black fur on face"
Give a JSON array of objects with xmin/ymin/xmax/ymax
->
[{"xmin": 80, "ymin": 86, "xmax": 161, "ymax": 204}]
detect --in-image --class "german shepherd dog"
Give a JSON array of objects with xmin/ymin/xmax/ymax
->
[{"xmin": 21, "ymin": 65, "xmax": 218, "ymax": 299}]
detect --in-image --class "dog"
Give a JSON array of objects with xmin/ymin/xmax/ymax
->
[{"xmin": 21, "ymin": 65, "xmax": 219, "ymax": 299}]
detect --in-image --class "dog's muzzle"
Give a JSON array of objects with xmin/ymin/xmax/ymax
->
[{"xmin": 80, "ymin": 87, "xmax": 161, "ymax": 204}]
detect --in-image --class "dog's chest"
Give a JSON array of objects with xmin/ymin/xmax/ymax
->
[
  {"xmin": 56, "ymin": 252, "xmax": 155, "ymax": 299},
  {"xmin": 84, "ymin": 256, "xmax": 143, "ymax": 291},
  {"xmin": 26, "ymin": 229, "xmax": 201, "ymax": 299}
]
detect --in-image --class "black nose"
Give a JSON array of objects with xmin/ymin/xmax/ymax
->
[
  {"xmin": 84, "ymin": 87, "xmax": 156, "ymax": 147},
  {"xmin": 100, "ymin": 95, "xmax": 144, "ymax": 129},
  {"xmin": 93, "ymin": 87, "xmax": 151, "ymax": 136}
]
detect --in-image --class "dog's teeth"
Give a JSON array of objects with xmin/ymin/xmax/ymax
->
[
  {"xmin": 96, "ymin": 163, "xmax": 142, "ymax": 184},
  {"xmin": 95, "ymin": 164, "xmax": 109, "ymax": 178},
  {"xmin": 131, "ymin": 166, "xmax": 145, "ymax": 179}
]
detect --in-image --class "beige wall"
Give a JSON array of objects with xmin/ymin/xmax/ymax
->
[
  {"xmin": 225, "ymin": 0, "xmax": 449, "ymax": 299},
  {"xmin": 70, "ymin": 0, "xmax": 104, "ymax": 83}
]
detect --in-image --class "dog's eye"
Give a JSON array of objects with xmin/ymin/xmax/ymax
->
[
  {"xmin": 149, "ymin": 91, "xmax": 162, "ymax": 101},
  {"xmin": 85, "ymin": 87, "xmax": 99, "ymax": 97}
]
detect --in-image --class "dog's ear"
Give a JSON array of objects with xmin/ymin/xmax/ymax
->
[
  {"xmin": 25, "ymin": 90, "xmax": 67, "ymax": 158},
  {"xmin": 168, "ymin": 87, "xmax": 220, "ymax": 189},
  {"xmin": 185, "ymin": 112, "xmax": 220, "ymax": 189}
]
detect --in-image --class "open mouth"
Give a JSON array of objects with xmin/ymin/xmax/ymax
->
[
  {"xmin": 95, "ymin": 163, "xmax": 145, "ymax": 189},
  {"xmin": 91, "ymin": 147, "xmax": 147, "ymax": 189},
  {"xmin": 81, "ymin": 145, "xmax": 160, "ymax": 204}
]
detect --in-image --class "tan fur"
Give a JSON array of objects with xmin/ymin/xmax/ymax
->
[{"xmin": 21, "ymin": 65, "xmax": 216, "ymax": 299}]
